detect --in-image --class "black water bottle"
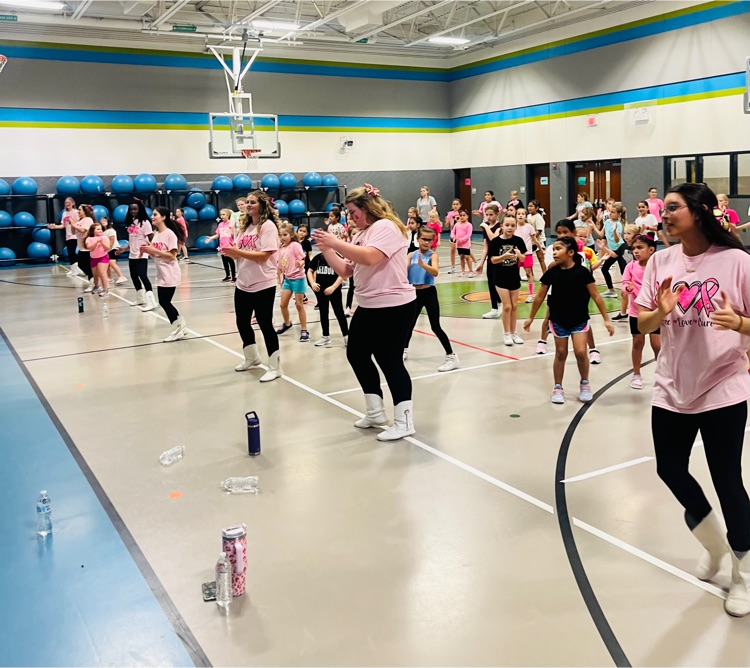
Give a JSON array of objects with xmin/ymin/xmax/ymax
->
[
  {"xmin": 246, "ymin": 411, "xmax": 261, "ymax": 456},
  {"xmin": 77, "ymin": 297, "xmax": 84, "ymax": 313}
]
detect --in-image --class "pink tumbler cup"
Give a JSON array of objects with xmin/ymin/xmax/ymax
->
[{"xmin": 221, "ymin": 523, "xmax": 247, "ymax": 596}]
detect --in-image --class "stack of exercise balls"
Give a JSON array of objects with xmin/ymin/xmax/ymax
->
[{"xmin": 12, "ymin": 177, "xmax": 38, "ymax": 196}]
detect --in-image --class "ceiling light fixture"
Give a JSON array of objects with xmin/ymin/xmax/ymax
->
[
  {"xmin": 252, "ymin": 19, "xmax": 300, "ymax": 31},
  {"xmin": 0, "ymin": 0, "xmax": 65, "ymax": 9},
  {"xmin": 428, "ymin": 36, "xmax": 470, "ymax": 45}
]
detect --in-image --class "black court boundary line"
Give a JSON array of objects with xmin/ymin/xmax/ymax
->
[
  {"xmin": 0, "ymin": 328, "xmax": 211, "ymax": 668},
  {"xmin": 555, "ymin": 359, "xmax": 655, "ymax": 668}
]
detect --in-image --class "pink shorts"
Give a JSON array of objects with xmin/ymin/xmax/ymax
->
[
  {"xmin": 520, "ymin": 254, "xmax": 534, "ymax": 269},
  {"xmin": 90, "ymin": 254, "xmax": 110, "ymax": 268}
]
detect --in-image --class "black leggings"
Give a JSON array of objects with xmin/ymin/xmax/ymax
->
[
  {"xmin": 77, "ymin": 250, "xmax": 93, "ymax": 280},
  {"xmin": 221, "ymin": 255, "xmax": 236, "ymax": 279},
  {"xmin": 653, "ymin": 402, "xmax": 750, "ymax": 552},
  {"xmin": 65, "ymin": 239, "xmax": 78, "ymax": 266},
  {"xmin": 157, "ymin": 287, "xmax": 179, "ymax": 323},
  {"xmin": 601, "ymin": 244, "xmax": 628, "ymax": 290},
  {"xmin": 317, "ymin": 287, "xmax": 348, "ymax": 337},
  {"xmin": 346, "ymin": 276, "xmax": 355, "ymax": 309},
  {"xmin": 486, "ymin": 262, "xmax": 499, "ymax": 309},
  {"xmin": 346, "ymin": 301, "xmax": 414, "ymax": 405},
  {"xmin": 234, "ymin": 286, "xmax": 279, "ymax": 356},
  {"xmin": 129, "ymin": 258, "xmax": 153, "ymax": 292},
  {"xmin": 404, "ymin": 286, "xmax": 452, "ymax": 354}
]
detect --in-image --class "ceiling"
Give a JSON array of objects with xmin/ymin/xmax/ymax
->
[{"xmin": 0, "ymin": 0, "xmax": 655, "ymax": 61}]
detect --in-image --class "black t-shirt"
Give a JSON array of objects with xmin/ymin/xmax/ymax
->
[
  {"xmin": 481, "ymin": 222, "xmax": 501, "ymax": 242},
  {"xmin": 541, "ymin": 263, "xmax": 595, "ymax": 329},
  {"xmin": 301, "ymin": 238, "xmax": 313, "ymax": 270},
  {"xmin": 309, "ymin": 252, "xmax": 340, "ymax": 290},
  {"xmin": 489, "ymin": 234, "xmax": 527, "ymax": 281}
]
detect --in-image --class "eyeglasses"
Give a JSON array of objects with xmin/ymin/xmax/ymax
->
[{"xmin": 660, "ymin": 204, "xmax": 687, "ymax": 216}]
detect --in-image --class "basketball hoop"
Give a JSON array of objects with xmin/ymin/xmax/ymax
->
[
  {"xmin": 0, "ymin": 55, "xmax": 7, "ymax": 74},
  {"xmin": 242, "ymin": 148, "xmax": 261, "ymax": 172}
]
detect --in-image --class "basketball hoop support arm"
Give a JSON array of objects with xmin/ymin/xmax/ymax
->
[{"xmin": 208, "ymin": 45, "xmax": 261, "ymax": 115}]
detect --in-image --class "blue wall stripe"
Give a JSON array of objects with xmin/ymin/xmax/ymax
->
[
  {"xmin": 0, "ymin": 1, "xmax": 746, "ymax": 82},
  {"xmin": 0, "ymin": 72, "xmax": 742, "ymax": 132}
]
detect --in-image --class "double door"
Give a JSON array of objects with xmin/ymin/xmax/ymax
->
[{"xmin": 570, "ymin": 160, "xmax": 621, "ymax": 203}]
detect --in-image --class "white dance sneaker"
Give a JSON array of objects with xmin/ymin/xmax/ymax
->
[{"xmin": 438, "ymin": 354, "xmax": 460, "ymax": 372}]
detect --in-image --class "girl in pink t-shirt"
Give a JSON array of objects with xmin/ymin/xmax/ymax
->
[
  {"xmin": 312, "ymin": 184, "xmax": 416, "ymax": 442},
  {"xmin": 138, "ymin": 207, "xmax": 187, "ymax": 343},
  {"xmin": 47, "ymin": 197, "xmax": 80, "ymax": 274},
  {"xmin": 207, "ymin": 209, "xmax": 236, "ymax": 282},
  {"xmin": 84, "ymin": 222, "xmax": 112, "ymax": 297},
  {"xmin": 621, "ymin": 234, "xmax": 660, "ymax": 389},
  {"xmin": 425, "ymin": 211, "xmax": 443, "ymax": 250},
  {"xmin": 275, "ymin": 222, "xmax": 309, "ymax": 342},
  {"xmin": 175, "ymin": 208, "xmax": 189, "ymax": 262},
  {"xmin": 636, "ymin": 182, "xmax": 750, "ymax": 618},
  {"xmin": 515, "ymin": 208, "xmax": 537, "ymax": 301},
  {"xmin": 445, "ymin": 198, "xmax": 461, "ymax": 274},
  {"xmin": 221, "ymin": 191, "xmax": 281, "ymax": 382},
  {"xmin": 452, "ymin": 209, "xmax": 475, "ymax": 277}
]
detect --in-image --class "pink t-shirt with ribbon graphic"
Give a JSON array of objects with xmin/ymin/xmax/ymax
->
[
  {"xmin": 235, "ymin": 219, "xmax": 279, "ymax": 293},
  {"xmin": 636, "ymin": 245, "xmax": 750, "ymax": 413},
  {"xmin": 151, "ymin": 228, "xmax": 181, "ymax": 287}
]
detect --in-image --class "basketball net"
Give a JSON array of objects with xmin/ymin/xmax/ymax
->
[
  {"xmin": 242, "ymin": 148, "xmax": 260, "ymax": 172},
  {"xmin": 0, "ymin": 55, "xmax": 7, "ymax": 74}
]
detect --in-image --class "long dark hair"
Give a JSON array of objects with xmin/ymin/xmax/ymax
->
[
  {"xmin": 154, "ymin": 206, "xmax": 186, "ymax": 245},
  {"xmin": 125, "ymin": 200, "xmax": 149, "ymax": 227},
  {"xmin": 555, "ymin": 236, "xmax": 582, "ymax": 265},
  {"xmin": 667, "ymin": 183, "xmax": 746, "ymax": 251}
]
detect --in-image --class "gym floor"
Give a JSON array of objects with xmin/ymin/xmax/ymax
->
[{"xmin": 1, "ymin": 243, "xmax": 748, "ymax": 667}]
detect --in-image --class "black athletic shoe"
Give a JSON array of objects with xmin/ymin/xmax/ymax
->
[
  {"xmin": 275, "ymin": 322, "xmax": 293, "ymax": 335},
  {"xmin": 612, "ymin": 313, "xmax": 628, "ymax": 321},
  {"xmin": 221, "ymin": 276, "xmax": 232, "ymax": 283}
]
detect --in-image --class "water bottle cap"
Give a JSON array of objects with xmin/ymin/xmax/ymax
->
[
  {"xmin": 220, "ymin": 551, "xmax": 227, "ymax": 558},
  {"xmin": 40, "ymin": 490, "xmax": 47, "ymax": 495}
]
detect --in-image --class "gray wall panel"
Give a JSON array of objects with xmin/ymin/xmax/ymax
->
[
  {"xmin": 466, "ymin": 165, "xmax": 527, "ymax": 228},
  {"xmin": 621, "ymin": 157, "xmax": 664, "ymax": 216}
]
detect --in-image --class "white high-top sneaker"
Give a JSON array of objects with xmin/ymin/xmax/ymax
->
[
  {"xmin": 235, "ymin": 344, "xmax": 262, "ymax": 371},
  {"xmin": 140, "ymin": 291, "xmax": 157, "ymax": 312},
  {"xmin": 163, "ymin": 316, "xmax": 186, "ymax": 342},
  {"xmin": 354, "ymin": 394, "xmax": 388, "ymax": 429},
  {"xmin": 690, "ymin": 511, "xmax": 729, "ymax": 581},
  {"xmin": 133, "ymin": 289, "xmax": 146, "ymax": 306},
  {"xmin": 376, "ymin": 401, "xmax": 415, "ymax": 441},
  {"xmin": 259, "ymin": 350, "xmax": 282, "ymax": 382},
  {"xmin": 725, "ymin": 551, "xmax": 750, "ymax": 617}
]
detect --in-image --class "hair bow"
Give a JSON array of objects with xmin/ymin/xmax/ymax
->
[
  {"xmin": 713, "ymin": 207, "xmax": 731, "ymax": 231},
  {"xmin": 363, "ymin": 183, "xmax": 380, "ymax": 197}
]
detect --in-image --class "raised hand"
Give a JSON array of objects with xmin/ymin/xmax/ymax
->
[
  {"xmin": 655, "ymin": 276, "xmax": 684, "ymax": 317},
  {"xmin": 710, "ymin": 291, "xmax": 743, "ymax": 331}
]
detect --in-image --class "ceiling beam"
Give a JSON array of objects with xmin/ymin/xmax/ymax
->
[
  {"xmin": 123, "ymin": 2, "xmax": 156, "ymax": 16},
  {"xmin": 150, "ymin": 0, "xmax": 191, "ymax": 27},
  {"xmin": 71, "ymin": 0, "xmax": 93, "ymax": 20},
  {"xmin": 407, "ymin": 0, "xmax": 536, "ymax": 46},
  {"xmin": 273, "ymin": 0, "xmax": 369, "ymax": 43},
  {"xmin": 354, "ymin": 0, "xmax": 454, "ymax": 42}
]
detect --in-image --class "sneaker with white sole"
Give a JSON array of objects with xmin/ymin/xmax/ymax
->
[
  {"xmin": 551, "ymin": 385, "xmax": 565, "ymax": 404},
  {"xmin": 504, "ymin": 333, "xmax": 513, "ymax": 346},
  {"xmin": 525, "ymin": 295, "xmax": 534, "ymax": 303},
  {"xmin": 83, "ymin": 285, "xmax": 94, "ymax": 293},
  {"xmin": 512, "ymin": 333, "xmax": 524, "ymax": 344},
  {"xmin": 520, "ymin": 275, "xmax": 528, "ymax": 282},
  {"xmin": 163, "ymin": 324, "xmax": 185, "ymax": 343},
  {"xmin": 579, "ymin": 380, "xmax": 593, "ymax": 402},
  {"xmin": 482, "ymin": 309, "xmax": 500, "ymax": 319},
  {"xmin": 447, "ymin": 268, "xmax": 457, "ymax": 274},
  {"xmin": 437, "ymin": 353, "xmax": 460, "ymax": 372},
  {"xmin": 98, "ymin": 290, "xmax": 109, "ymax": 297},
  {"xmin": 536, "ymin": 340, "xmax": 547, "ymax": 354},
  {"xmin": 601, "ymin": 289, "xmax": 618, "ymax": 298},
  {"xmin": 314, "ymin": 336, "xmax": 331, "ymax": 347},
  {"xmin": 630, "ymin": 374, "xmax": 644, "ymax": 390},
  {"xmin": 589, "ymin": 349, "xmax": 602, "ymax": 364},
  {"xmin": 115, "ymin": 277, "xmax": 127, "ymax": 285},
  {"xmin": 466, "ymin": 272, "xmax": 476, "ymax": 278}
]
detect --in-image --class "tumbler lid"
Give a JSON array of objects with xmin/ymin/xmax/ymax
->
[{"xmin": 222, "ymin": 523, "xmax": 247, "ymax": 539}]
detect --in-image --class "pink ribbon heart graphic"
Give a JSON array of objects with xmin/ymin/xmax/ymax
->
[{"xmin": 674, "ymin": 279, "xmax": 719, "ymax": 315}]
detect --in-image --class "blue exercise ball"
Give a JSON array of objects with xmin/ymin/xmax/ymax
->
[
  {"xmin": 27, "ymin": 242, "xmax": 51, "ymax": 259},
  {"xmin": 325, "ymin": 202, "xmax": 342, "ymax": 212},
  {"xmin": 61, "ymin": 246, "xmax": 69, "ymax": 259},
  {"xmin": 80, "ymin": 175, "xmax": 104, "ymax": 195},
  {"xmin": 261, "ymin": 174, "xmax": 280, "ymax": 190},
  {"xmin": 233, "ymin": 174, "xmax": 252, "ymax": 191},
  {"xmin": 0, "ymin": 211, "xmax": 11, "ymax": 227},
  {"xmin": 113, "ymin": 204, "xmax": 130, "ymax": 224},
  {"xmin": 288, "ymin": 199, "xmax": 306, "ymax": 217},
  {"xmin": 134, "ymin": 173, "xmax": 157, "ymax": 193},
  {"xmin": 195, "ymin": 235, "xmax": 218, "ymax": 250},
  {"xmin": 93, "ymin": 204, "xmax": 109, "ymax": 221},
  {"xmin": 164, "ymin": 173, "xmax": 188, "ymax": 190},
  {"xmin": 198, "ymin": 204, "xmax": 218, "ymax": 221},
  {"xmin": 118, "ymin": 239, "xmax": 128, "ymax": 249},
  {"xmin": 145, "ymin": 207, "xmax": 153, "ymax": 220},
  {"xmin": 322, "ymin": 174, "xmax": 339, "ymax": 191},
  {"xmin": 186, "ymin": 191, "xmax": 206, "ymax": 209},
  {"xmin": 56, "ymin": 175, "xmax": 80, "ymax": 195},
  {"xmin": 0, "ymin": 247, "xmax": 16, "ymax": 265},
  {"xmin": 32, "ymin": 227, "xmax": 52, "ymax": 244},
  {"xmin": 12, "ymin": 177, "xmax": 38, "ymax": 196},
  {"xmin": 303, "ymin": 172, "xmax": 322, "ymax": 188},
  {"xmin": 110, "ymin": 174, "xmax": 134, "ymax": 194},
  {"xmin": 182, "ymin": 206, "xmax": 198, "ymax": 221},
  {"xmin": 13, "ymin": 211, "xmax": 36, "ymax": 227},
  {"xmin": 279, "ymin": 173, "xmax": 297, "ymax": 190},
  {"xmin": 0, "ymin": 179, "xmax": 10, "ymax": 196},
  {"xmin": 275, "ymin": 200, "xmax": 289, "ymax": 216},
  {"xmin": 212, "ymin": 175, "xmax": 234, "ymax": 191}
]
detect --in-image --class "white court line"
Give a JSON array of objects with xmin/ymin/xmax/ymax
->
[
  {"xmin": 326, "ymin": 337, "xmax": 634, "ymax": 397},
  {"xmin": 573, "ymin": 518, "xmax": 726, "ymax": 600},
  {"xmin": 76, "ymin": 276, "xmax": 723, "ymax": 602},
  {"xmin": 172, "ymin": 295, "xmax": 232, "ymax": 304},
  {"xmin": 561, "ymin": 457, "xmax": 655, "ymax": 484}
]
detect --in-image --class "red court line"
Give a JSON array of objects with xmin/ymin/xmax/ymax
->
[{"xmin": 413, "ymin": 329, "xmax": 520, "ymax": 360}]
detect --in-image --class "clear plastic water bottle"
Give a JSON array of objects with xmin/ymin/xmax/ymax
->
[
  {"xmin": 158, "ymin": 445, "xmax": 185, "ymax": 466},
  {"xmin": 221, "ymin": 476, "xmax": 259, "ymax": 494},
  {"xmin": 102, "ymin": 303, "xmax": 108, "ymax": 319},
  {"xmin": 215, "ymin": 552, "xmax": 232, "ymax": 611},
  {"xmin": 36, "ymin": 490, "xmax": 52, "ymax": 537}
]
